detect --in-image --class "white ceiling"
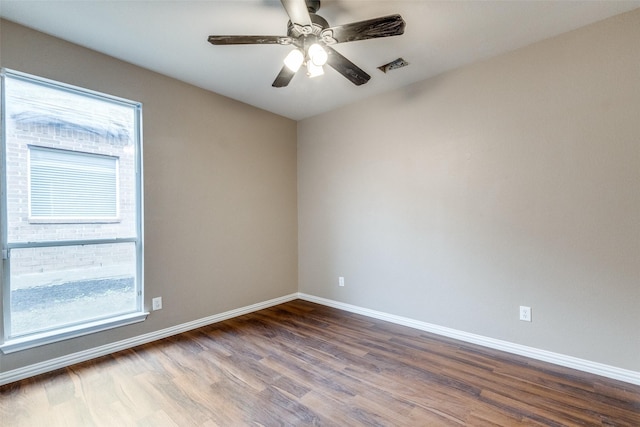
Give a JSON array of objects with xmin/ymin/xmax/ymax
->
[{"xmin": 1, "ymin": 0, "xmax": 639, "ymax": 120}]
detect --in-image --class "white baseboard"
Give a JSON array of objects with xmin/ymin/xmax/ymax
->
[
  {"xmin": 3, "ymin": 292, "xmax": 638, "ymax": 387},
  {"xmin": 298, "ymin": 293, "xmax": 640, "ymax": 386},
  {"xmin": 0, "ymin": 293, "xmax": 298, "ymax": 386}
]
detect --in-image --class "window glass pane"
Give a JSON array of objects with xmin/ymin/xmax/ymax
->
[
  {"xmin": 4, "ymin": 74, "xmax": 137, "ymax": 242},
  {"xmin": 30, "ymin": 146, "xmax": 118, "ymax": 219},
  {"xmin": 9, "ymin": 243, "xmax": 138, "ymax": 337}
]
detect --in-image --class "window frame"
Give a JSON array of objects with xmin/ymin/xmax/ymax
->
[{"xmin": 0, "ymin": 68, "xmax": 146, "ymax": 353}]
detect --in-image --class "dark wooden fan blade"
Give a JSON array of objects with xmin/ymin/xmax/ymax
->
[
  {"xmin": 321, "ymin": 14, "xmax": 405, "ymax": 44},
  {"xmin": 326, "ymin": 47, "xmax": 371, "ymax": 86},
  {"xmin": 208, "ymin": 35, "xmax": 292, "ymax": 45},
  {"xmin": 280, "ymin": 0, "xmax": 312, "ymax": 26},
  {"xmin": 272, "ymin": 65, "xmax": 297, "ymax": 88}
]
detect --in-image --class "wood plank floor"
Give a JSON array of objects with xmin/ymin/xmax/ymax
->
[{"xmin": 1, "ymin": 300, "xmax": 639, "ymax": 426}]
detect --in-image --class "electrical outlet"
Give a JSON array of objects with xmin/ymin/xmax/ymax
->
[
  {"xmin": 338, "ymin": 276, "xmax": 345, "ymax": 287},
  {"xmin": 152, "ymin": 297, "xmax": 163, "ymax": 311},
  {"xmin": 519, "ymin": 306, "xmax": 531, "ymax": 322}
]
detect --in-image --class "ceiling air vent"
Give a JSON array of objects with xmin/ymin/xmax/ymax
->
[{"xmin": 378, "ymin": 58, "xmax": 409, "ymax": 73}]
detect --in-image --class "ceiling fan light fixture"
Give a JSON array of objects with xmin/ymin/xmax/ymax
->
[
  {"xmin": 307, "ymin": 61, "xmax": 324, "ymax": 78},
  {"xmin": 308, "ymin": 43, "xmax": 328, "ymax": 66},
  {"xmin": 284, "ymin": 48, "xmax": 304, "ymax": 72}
]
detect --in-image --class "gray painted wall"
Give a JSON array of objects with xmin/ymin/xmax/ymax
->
[
  {"xmin": 298, "ymin": 10, "xmax": 640, "ymax": 371},
  {"xmin": 0, "ymin": 19, "xmax": 298, "ymax": 372}
]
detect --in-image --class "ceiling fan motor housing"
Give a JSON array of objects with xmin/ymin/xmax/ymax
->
[{"xmin": 288, "ymin": 13, "xmax": 329, "ymax": 41}]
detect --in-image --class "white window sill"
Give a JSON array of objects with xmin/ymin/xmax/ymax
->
[{"xmin": 0, "ymin": 311, "xmax": 149, "ymax": 354}]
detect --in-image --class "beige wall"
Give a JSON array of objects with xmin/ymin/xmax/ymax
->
[
  {"xmin": 0, "ymin": 19, "xmax": 298, "ymax": 372},
  {"xmin": 298, "ymin": 9, "xmax": 640, "ymax": 371}
]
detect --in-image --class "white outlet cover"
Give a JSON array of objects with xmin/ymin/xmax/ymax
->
[
  {"xmin": 152, "ymin": 297, "xmax": 162, "ymax": 311},
  {"xmin": 519, "ymin": 306, "xmax": 531, "ymax": 322}
]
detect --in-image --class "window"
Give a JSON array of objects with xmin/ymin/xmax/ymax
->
[{"xmin": 1, "ymin": 69, "xmax": 145, "ymax": 352}]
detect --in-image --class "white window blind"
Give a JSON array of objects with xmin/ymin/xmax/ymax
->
[{"xmin": 29, "ymin": 147, "xmax": 118, "ymax": 219}]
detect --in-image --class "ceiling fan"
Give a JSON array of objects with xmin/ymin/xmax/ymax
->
[{"xmin": 208, "ymin": 0, "xmax": 406, "ymax": 88}]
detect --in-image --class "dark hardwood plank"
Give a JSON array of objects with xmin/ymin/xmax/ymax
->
[{"xmin": 1, "ymin": 299, "xmax": 639, "ymax": 426}]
